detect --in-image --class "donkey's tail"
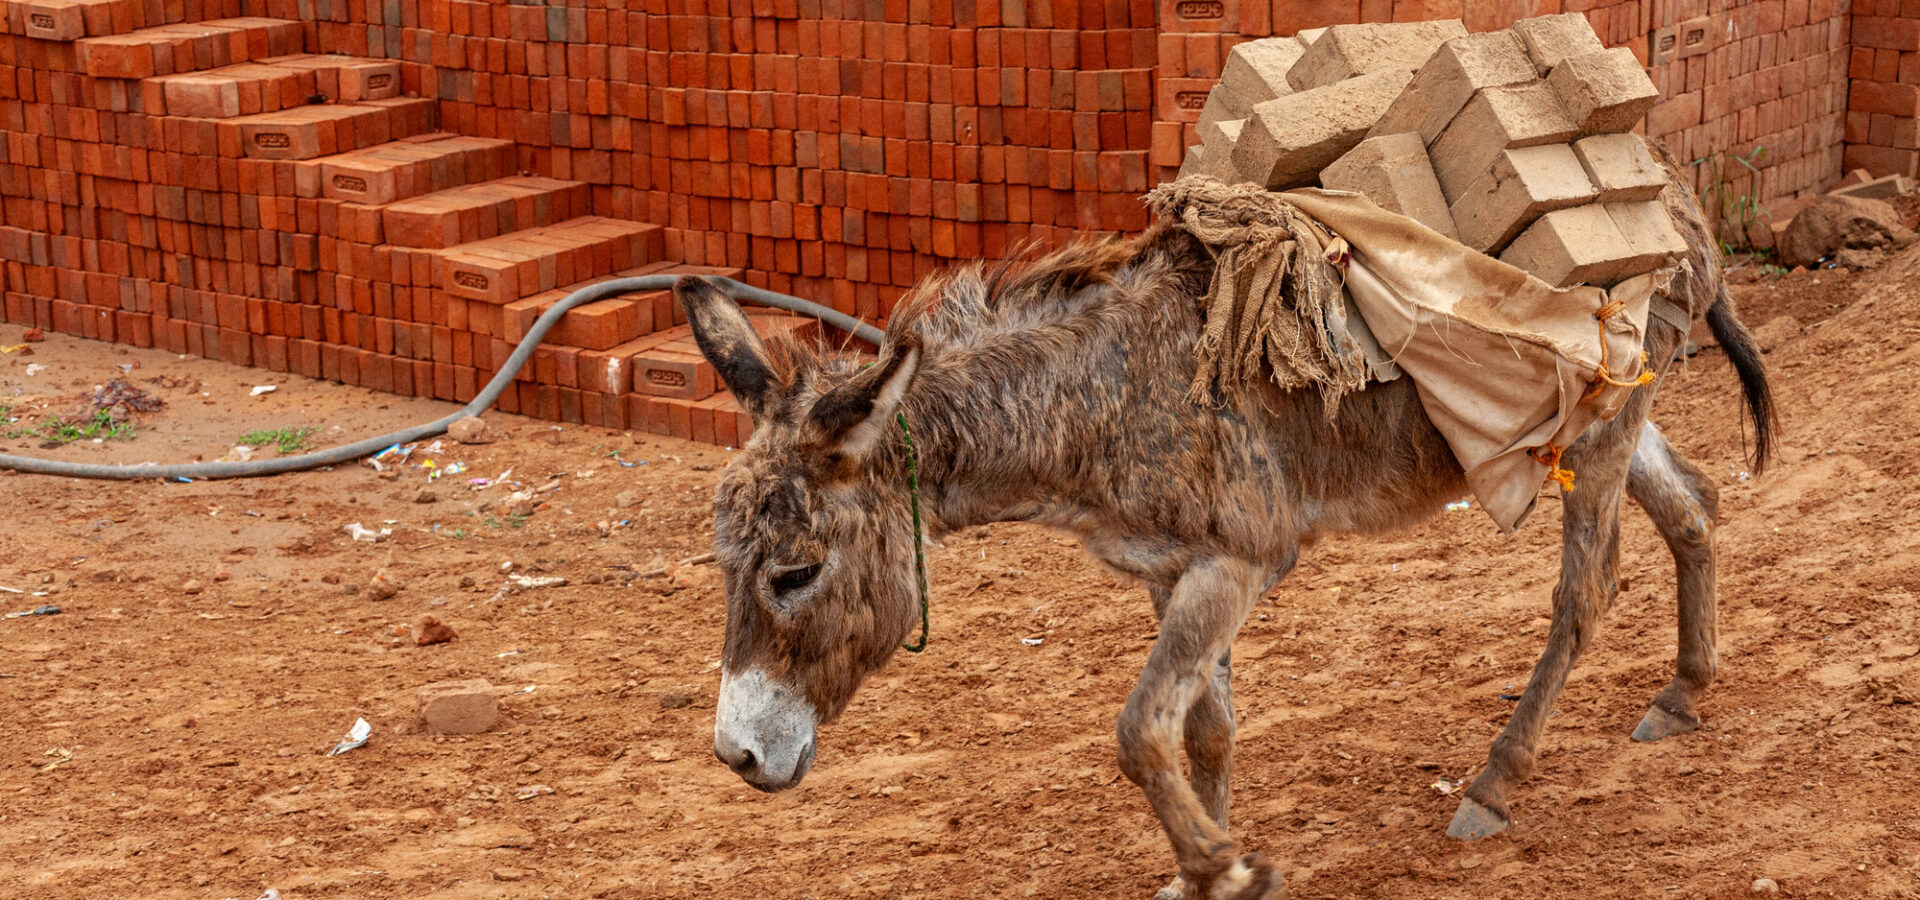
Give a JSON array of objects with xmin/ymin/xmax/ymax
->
[{"xmin": 1705, "ymin": 286, "xmax": 1777, "ymax": 475}]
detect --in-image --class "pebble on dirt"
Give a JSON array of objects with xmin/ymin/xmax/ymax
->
[
  {"xmin": 1751, "ymin": 877, "xmax": 1779, "ymax": 893},
  {"xmin": 413, "ymin": 614, "xmax": 457, "ymax": 646},
  {"xmin": 366, "ymin": 568, "xmax": 403, "ymax": 601},
  {"xmin": 447, "ymin": 416, "xmax": 496, "ymax": 444},
  {"xmin": 615, "ymin": 489, "xmax": 642, "ymax": 509},
  {"xmin": 417, "ymin": 679, "xmax": 499, "ymax": 734},
  {"xmin": 659, "ymin": 686, "xmax": 698, "ymax": 709}
]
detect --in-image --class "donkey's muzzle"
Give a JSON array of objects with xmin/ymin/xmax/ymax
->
[{"xmin": 714, "ymin": 668, "xmax": 820, "ymax": 791}]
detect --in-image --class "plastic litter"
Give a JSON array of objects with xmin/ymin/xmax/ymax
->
[
  {"xmin": 5, "ymin": 604, "xmax": 61, "ymax": 618},
  {"xmin": 328, "ymin": 718, "xmax": 372, "ymax": 756},
  {"xmin": 514, "ymin": 784, "xmax": 555, "ymax": 801},
  {"xmin": 249, "ymin": 385, "xmax": 276, "ymax": 396},
  {"xmin": 1430, "ymin": 777, "xmax": 1464, "ymax": 795},
  {"xmin": 24, "ymin": 363, "xmax": 47, "ymax": 376},
  {"xmin": 1021, "ymin": 637, "xmax": 1044, "ymax": 647},
  {"xmin": 507, "ymin": 574, "xmax": 567, "ymax": 590},
  {"xmin": 1445, "ymin": 500, "xmax": 1471, "ymax": 512},
  {"xmin": 344, "ymin": 522, "xmax": 390, "ymax": 542},
  {"xmin": 221, "ymin": 889, "xmax": 282, "ymax": 900}
]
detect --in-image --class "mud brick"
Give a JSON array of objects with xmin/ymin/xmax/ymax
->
[
  {"xmin": 22, "ymin": 0, "xmax": 87, "ymax": 40},
  {"xmin": 1429, "ymin": 82, "xmax": 1580, "ymax": 200},
  {"xmin": 1510, "ymin": 13, "xmax": 1607, "ymax": 77},
  {"xmin": 1572, "ymin": 134, "xmax": 1667, "ymax": 203},
  {"xmin": 1217, "ymin": 37, "xmax": 1306, "ymax": 113},
  {"xmin": 548, "ymin": 298, "xmax": 643, "ymax": 351},
  {"xmin": 1177, "ymin": 144, "xmax": 1207, "ymax": 180},
  {"xmin": 162, "ymin": 74, "xmax": 241, "ymax": 117},
  {"xmin": 1159, "ymin": 0, "xmax": 1237, "ymax": 33},
  {"xmin": 217, "ymin": 327, "xmax": 251, "ymax": 364},
  {"xmin": 1234, "ymin": 69, "xmax": 1413, "ymax": 190},
  {"xmin": 633, "ymin": 347, "xmax": 717, "ymax": 400},
  {"xmin": 1603, "ymin": 201, "xmax": 1689, "ymax": 280},
  {"xmin": 333, "ymin": 59, "xmax": 401, "ymax": 101},
  {"xmin": 1547, "ymin": 48, "xmax": 1660, "ymax": 136},
  {"xmin": 441, "ymin": 251, "xmax": 522, "ymax": 305},
  {"xmin": 1368, "ymin": 31, "xmax": 1537, "ymax": 145},
  {"xmin": 1322, "ymin": 133, "xmax": 1458, "ymax": 240},
  {"xmin": 1449, "ymin": 145, "xmax": 1599, "ymax": 253},
  {"xmin": 416, "ymin": 679, "xmax": 497, "ymax": 735},
  {"xmin": 1197, "ymin": 130, "xmax": 1248, "ymax": 184},
  {"xmin": 1286, "ymin": 20, "xmax": 1467, "ymax": 92},
  {"xmin": 1196, "ymin": 85, "xmax": 1241, "ymax": 130},
  {"xmin": 689, "ymin": 399, "xmax": 716, "ymax": 445},
  {"xmin": 1499, "ymin": 204, "xmax": 1635, "ymax": 288}
]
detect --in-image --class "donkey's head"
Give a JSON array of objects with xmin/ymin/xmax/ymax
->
[{"xmin": 675, "ymin": 276, "xmax": 924, "ymax": 792}]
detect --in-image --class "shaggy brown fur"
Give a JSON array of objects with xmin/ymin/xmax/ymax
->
[{"xmin": 676, "ymin": 156, "xmax": 1774, "ymax": 900}]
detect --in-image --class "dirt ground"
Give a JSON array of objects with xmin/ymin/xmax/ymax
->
[{"xmin": 3, "ymin": 245, "xmax": 1920, "ymax": 900}]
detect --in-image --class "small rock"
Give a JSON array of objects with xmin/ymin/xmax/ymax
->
[
  {"xmin": 507, "ymin": 498, "xmax": 538, "ymax": 518},
  {"xmin": 366, "ymin": 569, "xmax": 403, "ymax": 601},
  {"xmin": 322, "ymin": 573, "xmax": 342, "ymax": 584},
  {"xmin": 492, "ymin": 867, "xmax": 528, "ymax": 882},
  {"xmin": 212, "ymin": 565, "xmax": 231, "ymax": 582},
  {"xmin": 181, "ymin": 579, "xmax": 204, "ymax": 595},
  {"xmin": 1751, "ymin": 877, "xmax": 1779, "ymax": 893},
  {"xmin": 417, "ymin": 679, "xmax": 499, "ymax": 734},
  {"xmin": 659, "ymin": 686, "xmax": 697, "ymax": 710},
  {"xmin": 414, "ymin": 614, "xmax": 457, "ymax": 646},
  {"xmin": 1750, "ymin": 315, "xmax": 1801, "ymax": 353},
  {"xmin": 458, "ymin": 575, "xmax": 476, "ymax": 588},
  {"xmin": 1777, "ymin": 193, "xmax": 1910, "ymax": 267},
  {"xmin": 448, "ymin": 416, "xmax": 496, "ymax": 444},
  {"xmin": 413, "ymin": 489, "xmax": 437, "ymax": 504},
  {"xmin": 615, "ymin": 490, "xmax": 642, "ymax": 509},
  {"xmin": 22, "ymin": 327, "xmax": 45, "ymax": 342}
]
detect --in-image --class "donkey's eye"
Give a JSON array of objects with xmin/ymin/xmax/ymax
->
[{"xmin": 770, "ymin": 563, "xmax": 822, "ymax": 595}]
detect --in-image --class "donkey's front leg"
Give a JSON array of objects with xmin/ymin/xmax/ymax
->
[
  {"xmin": 1448, "ymin": 426, "xmax": 1634, "ymax": 841},
  {"xmin": 1122, "ymin": 559, "xmax": 1278, "ymax": 900}
]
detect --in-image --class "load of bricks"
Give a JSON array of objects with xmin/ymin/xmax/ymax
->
[
  {"xmin": 1178, "ymin": 14, "xmax": 1686, "ymax": 290},
  {"xmin": 0, "ymin": 1, "xmax": 854, "ymax": 448}
]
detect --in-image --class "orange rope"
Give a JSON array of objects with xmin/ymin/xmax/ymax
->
[{"xmin": 1530, "ymin": 442, "xmax": 1576, "ymax": 493}]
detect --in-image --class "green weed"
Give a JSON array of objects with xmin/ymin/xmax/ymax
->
[{"xmin": 239, "ymin": 425, "xmax": 318, "ymax": 454}]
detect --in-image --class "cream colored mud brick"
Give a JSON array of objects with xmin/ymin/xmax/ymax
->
[
  {"xmin": 1198, "ymin": 86, "xmax": 1243, "ymax": 128},
  {"xmin": 1429, "ymin": 82, "xmax": 1580, "ymax": 200},
  {"xmin": 1573, "ymin": 133, "xmax": 1666, "ymax": 202},
  {"xmin": 1548, "ymin": 47, "xmax": 1660, "ymax": 135},
  {"xmin": 1219, "ymin": 37, "xmax": 1305, "ymax": 110},
  {"xmin": 1368, "ymin": 31, "xmax": 1538, "ymax": 144},
  {"xmin": 1199, "ymin": 116, "xmax": 1243, "ymax": 150},
  {"xmin": 417, "ymin": 679, "xmax": 499, "ymax": 734},
  {"xmin": 1449, "ymin": 145, "xmax": 1599, "ymax": 252},
  {"xmin": 1604, "ymin": 200, "xmax": 1689, "ymax": 278},
  {"xmin": 1500, "ymin": 205, "xmax": 1634, "ymax": 287},
  {"xmin": 1322, "ymin": 133, "xmax": 1458, "ymax": 240},
  {"xmin": 1510, "ymin": 12, "xmax": 1606, "ymax": 76},
  {"xmin": 1295, "ymin": 27, "xmax": 1327, "ymax": 47},
  {"xmin": 1178, "ymin": 145, "xmax": 1206, "ymax": 181},
  {"xmin": 1234, "ymin": 69, "xmax": 1414, "ymax": 190},
  {"xmin": 1285, "ymin": 20, "xmax": 1467, "ymax": 92},
  {"xmin": 1198, "ymin": 139, "xmax": 1249, "ymax": 184}
]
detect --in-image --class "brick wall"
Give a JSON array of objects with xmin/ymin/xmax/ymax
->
[
  {"xmin": 1156, "ymin": 1, "xmax": 1857, "ymax": 235},
  {"xmin": 1846, "ymin": 2, "xmax": 1920, "ymax": 179}
]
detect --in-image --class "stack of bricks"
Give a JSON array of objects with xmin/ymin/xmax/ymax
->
[
  {"xmin": 0, "ymin": 0, "xmax": 814, "ymax": 447},
  {"xmin": 1180, "ymin": 14, "xmax": 1685, "ymax": 289},
  {"xmin": 1845, "ymin": 3, "xmax": 1920, "ymax": 180},
  {"xmin": 288, "ymin": 0, "xmax": 1163, "ymax": 322},
  {"xmin": 1157, "ymin": 1, "xmax": 1855, "ymax": 240}
]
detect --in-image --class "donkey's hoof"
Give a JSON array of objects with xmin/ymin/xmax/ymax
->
[
  {"xmin": 1208, "ymin": 852, "xmax": 1283, "ymax": 900},
  {"xmin": 1631, "ymin": 703, "xmax": 1700, "ymax": 743},
  {"xmin": 1152, "ymin": 875, "xmax": 1195, "ymax": 900},
  {"xmin": 1446, "ymin": 796, "xmax": 1510, "ymax": 841}
]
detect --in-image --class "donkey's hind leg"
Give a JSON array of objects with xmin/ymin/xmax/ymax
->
[
  {"xmin": 1447, "ymin": 415, "xmax": 1637, "ymax": 841},
  {"xmin": 1625, "ymin": 421, "xmax": 1720, "ymax": 742},
  {"xmin": 1150, "ymin": 583, "xmax": 1238, "ymax": 831}
]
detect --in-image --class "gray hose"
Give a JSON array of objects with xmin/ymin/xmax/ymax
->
[{"xmin": 0, "ymin": 276, "xmax": 882, "ymax": 480}]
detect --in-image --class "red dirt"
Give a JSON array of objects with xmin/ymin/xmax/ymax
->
[{"xmin": 3, "ymin": 250, "xmax": 1919, "ymax": 900}]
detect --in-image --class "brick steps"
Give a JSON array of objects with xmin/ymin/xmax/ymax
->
[
  {"xmin": 76, "ymin": 17, "xmax": 304, "ymax": 79},
  {"xmin": 381, "ymin": 176, "xmax": 589, "ymax": 249},
  {"xmin": 138, "ymin": 55, "xmax": 400, "ymax": 119},
  {"xmin": 436, "ymin": 216, "xmax": 665, "ymax": 307},
  {"xmin": 304, "ymin": 134, "xmax": 517, "ymax": 206}
]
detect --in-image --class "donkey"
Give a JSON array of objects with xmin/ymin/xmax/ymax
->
[{"xmin": 676, "ymin": 168, "xmax": 1774, "ymax": 899}]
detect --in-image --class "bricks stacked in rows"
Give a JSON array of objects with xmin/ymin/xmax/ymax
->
[
  {"xmin": 0, "ymin": 16, "xmax": 775, "ymax": 447},
  {"xmin": 1177, "ymin": 14, "xmax": 1685, "ymax": 290},
  {"xmin": 1844, "ymin": 8, "xmax": 1920, "ymax": 179}
]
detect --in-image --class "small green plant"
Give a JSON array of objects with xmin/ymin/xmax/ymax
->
[
  {"xmin": 506, "ymin": 513, "xmax": 529, "ymax": 529},
  {"xmin": 451, "ymin": 528, "xmax": 469, "ymax": 540},
  {"xmin": 1762, "ymin": 263, "xmax": 1790, "ymax": 277},
  {"xmin": 1694, "ymin": 145, "xmax": 1767, "ymax": 254},
  {"xmin": 13, "ymin": 409, "xmax": 138, "ymax": 443},
  {"xmin": 483, "ymin": 516, "xmax": 504, "ymax": 529},
  {"xmin": 239, "ymin": 425, "xmax": 318, "ymax": 454}
]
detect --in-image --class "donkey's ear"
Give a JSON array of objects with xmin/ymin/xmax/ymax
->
[
  {"xmin": 806, "ymin": 336, "xmax": 921, "ymax": 461},
  {"xmin": 675, "ymin": 276, "xmax": 779, "ymax": 422}
]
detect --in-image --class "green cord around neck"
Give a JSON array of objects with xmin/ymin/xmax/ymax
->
[{"xmin": 897, "ymin": 411, "xmax": 930, "ymax": 652}]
